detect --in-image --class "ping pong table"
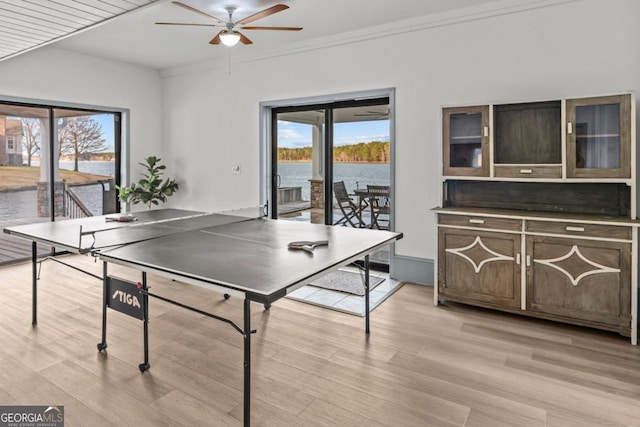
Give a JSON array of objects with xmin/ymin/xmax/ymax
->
[{"xmin": 4, "ymin": 208, "xmax": 402, "ymax": 426}]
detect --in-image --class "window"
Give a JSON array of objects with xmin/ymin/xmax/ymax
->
[{"xmin": 0, "ymin": 101, "xmax": 122, "ymax": 266}]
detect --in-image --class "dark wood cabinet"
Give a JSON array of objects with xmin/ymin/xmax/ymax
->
[
  {"xmin": 441, "ymin": 94, "xmax": 633, "ymax": 181},
  {"xmin": 566, "ymin": 94, "xmax": 632, "ymax": 178},
  {"xmin": 436, "ymin": 92, "xmax": 637, "ymax": 343},
  {"xmin": 526, "ymin": 235, "xmax": 631, "ymax": 334},
  {"xmin": 494, "ymin": 101, "xmax": 562, "ymax": 164},
  {"xmin": 438, "ymin": 225, "xmax": 521, "ymax": 309},
  {"xmin": 436, "ymin": 210, "xmax": 636, "ymax": 340},
  {"xmin": 442, "ymin": 106, "xmax": 489, "ymax": 177}
]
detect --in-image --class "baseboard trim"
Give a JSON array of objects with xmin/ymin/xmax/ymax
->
[{"xmin": 391, "ymin": 255, "xmax": 433, "ymax": 286}]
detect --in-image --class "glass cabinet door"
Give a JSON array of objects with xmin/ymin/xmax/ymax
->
[
  {"xmin": 566, "ymin": 94, "xmax": 632, "ymax": 178},
  {"xmin": 443, "ymin": 106, "xmax": 489, "ymax": 176}
]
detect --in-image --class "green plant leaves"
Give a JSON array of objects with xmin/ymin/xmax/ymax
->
[{"xmin": 115, "ymin": 156, "xmax": 179, "ymax": 209}]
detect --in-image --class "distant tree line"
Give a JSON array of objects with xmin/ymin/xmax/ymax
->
[
  {"xmin": 278, "ymin": 141, "xmax": 390, "ymax": 163},
  {"xmin": 59, "ymin": 152, "xmax": 114, "ymax": 162}
]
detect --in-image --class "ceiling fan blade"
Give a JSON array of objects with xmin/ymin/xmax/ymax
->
[
  {"xmin": 239, "ymin": 32, "xmax": 253, "ymax": 45},
  {"xmin": 156, "ymin": 22, "xmax": 217, "ymax": 27},
  {"xmin": 236, "ymin": 4, "xmax": 289, "ymax": 25},
  {"xmin": 242, "ymin": 26, "xmax": 303, "ymax": 31},
  {"xmin": 209, "ymin": 31, "xmax": 223, "ymax": 45},
  {"xmin": 172, "ymin": 1, "xmax": 226, "ymax": 24}
]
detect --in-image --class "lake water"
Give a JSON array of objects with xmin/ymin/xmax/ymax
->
[
  {"xmin": 0, "ymin": 161, "xmax": 388, "ymax": 219},
  {"xmin": 278, "ymin": 162, "xmax": 390, "ymax": 201}
]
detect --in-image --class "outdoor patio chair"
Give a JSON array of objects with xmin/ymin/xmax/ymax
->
[
  {"xmin": 367, "ymin": 185, "xmax": 390, "ymax": 230},
  {"xmin": 333, "ymin": 181, "xmax": 367, "ymax": 227}
]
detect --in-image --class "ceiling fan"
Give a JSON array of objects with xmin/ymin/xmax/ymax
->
[{"xmin": 156, "ymin": 2, "xmax": 302, "ymax": 46}]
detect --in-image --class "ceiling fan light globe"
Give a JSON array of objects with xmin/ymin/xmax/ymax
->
[{"xmin": 220, "ymin": 31, "xmax": 241, "ymax": 46}]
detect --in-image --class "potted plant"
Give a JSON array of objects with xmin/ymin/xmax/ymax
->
[{"xmin": 116, "ymin": 156, "xmax": 179, "ymax": 209}]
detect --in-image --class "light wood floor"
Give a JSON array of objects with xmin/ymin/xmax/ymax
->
[{"xmin": 0, "ymin": 254, "xmax": 639, "ymax": 426}]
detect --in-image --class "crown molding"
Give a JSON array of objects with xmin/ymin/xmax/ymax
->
[{"xmin": 159, "ymin": 0, "xmax": 580, "ymax": 78}]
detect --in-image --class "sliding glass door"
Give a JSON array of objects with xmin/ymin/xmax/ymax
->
[
  {"xmin": 271, "ymin": 98, "xmax": 390, "ymax": 217},
  {"xmin": 270, "ymin": 97, "xmax": 391, "ymax": 266},
  {"xmin": 332, "ymin": 103, "xmax": 390, "ymax": 227},
  {"xmin": 272, "ymin": 107, "xmax": 326, "ymax": 223},
  {"xmin": 54, "ymin": 109, "xmax": 120, "ymax": 217},
  {"xmin": 0, "ymin": 101, "xmax": 121, "ymax": 264}
]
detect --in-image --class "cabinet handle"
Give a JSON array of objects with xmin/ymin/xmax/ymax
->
[
  {"xmin": 567, "ymin": 121, "xmax": 573, "ymax": 134},
  {"xmin": 483, "ymin": 126, "xmax": 489, "ymax": 137},
  {"xmin": 566, "ymin": 226, "xmax": 585, "ymax": 232},
  {"xmin": 516, "ymin": 253, "xmax": 521, "ymax": 265},
  {"xmin": 526, "ymin": 255, "xmax": 531, "ymax": 267},
  {"xmin": 519, "ymin": 169, "xmax": 533, "ymax": 174},
  {"xmin": 469, "ymin": 219, "xmax": 485, "ymax": 224}
]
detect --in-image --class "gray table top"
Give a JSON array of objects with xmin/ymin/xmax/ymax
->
[
  {"xmin": 100, "ymin": 216, "xmax": 402, "ymax": 302},
  {"xmin": 5, "ymin": 208, "xmax": 402, "ymax": 302},
  {"xmin": 3, "ymin": 209, "xmax": 205, "ymax": 252}
]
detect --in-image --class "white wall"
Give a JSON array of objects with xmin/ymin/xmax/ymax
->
[
  {"xmin": 161, "ymin": 0, "xmax": 640, "ymax": 274},
  {"xmin": 0, "ymin": 47, "xmax": 164, "ymax": 184},
  {"xmin": 1, "ymin": 1, "xmax": 631, "ymax": 280}
]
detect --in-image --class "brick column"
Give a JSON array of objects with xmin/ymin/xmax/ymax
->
[
  {"xmin": 37, "ymin": 181, "xmax": 64, "ymax": 217},
  {"xmin": 310, "ymin": 179, "xmax": 324, "ymax": 209}
]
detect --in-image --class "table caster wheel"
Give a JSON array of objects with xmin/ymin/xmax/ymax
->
[
  {"xmin": 97, "ymin": 342, "xmax": 107, "ymax": 351},
  {"xmin": 224, "ymin": 293, "xmax": 231, "ymax": 300},
  {"xmin": 263, "ymin": 303, "xmax": 271, "ymax": 310},
  {"xmin": 139, "ymin": 363, "xmax": 150, "ymax": 372}
]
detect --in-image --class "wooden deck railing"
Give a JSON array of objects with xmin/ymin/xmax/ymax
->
[{"xmin": 63, "ymin": 183, "xmax": 93, "ymax": 218}]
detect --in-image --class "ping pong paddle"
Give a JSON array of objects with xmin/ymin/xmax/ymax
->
[
  {"xmin": 288, "ymin": 240, "xmax": 328, "ymax": 253},
  {"xmin": 106, "ymin": 215, "xmax": 137, "ymax": 223}
]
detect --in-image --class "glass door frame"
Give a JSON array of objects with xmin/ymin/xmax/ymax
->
[
  {"xmin": 0, "ymin": 97, "xmax": 125, "ymax": 221},
  {"xmin": 269, "ymin": 96, "xmax": 391, "ymax": 226},
  {"xmin": 270, "ymin": 104, "xmax": 330, "ymax": 222}
]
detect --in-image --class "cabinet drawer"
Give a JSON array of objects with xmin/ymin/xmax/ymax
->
[
  {"xmin": 494, "ymin": 165, "xmax": 562, "ymax": 179},
  {"xmin": 525, "ymin": 220, "xmax": 631, "ymax": 240},
  {"xmin": 439, "ymin": 214, "xmax": 522, "ymax": 231}
]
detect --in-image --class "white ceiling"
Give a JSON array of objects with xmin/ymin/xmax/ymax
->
[{"xmin": 3, "ymin": 0, "xmax": 516, "ymax": 71}]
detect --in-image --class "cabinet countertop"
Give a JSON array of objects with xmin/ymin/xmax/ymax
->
[{"xmin": 432, "ymin": 206, "xmax": 640, "ymax": 227}]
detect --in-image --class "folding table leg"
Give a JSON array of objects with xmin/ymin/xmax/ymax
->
[
  {"xmin": 31, "ymin": 241, "xmax": 37, "ymax": 326},
  {"xmin": 97, "ymin": 262, "xmax": 108, "ymax": 351},
  {"xmin": 139, "ymin": 272, "xmax": 151, "ymax": 372},
  {"xmin": 243, "ymin": 298, "xmax": 251, "ymax": 427},
  {"xmin": 365, "ymin": 255, "xmax": 370, "ymax": 334}
]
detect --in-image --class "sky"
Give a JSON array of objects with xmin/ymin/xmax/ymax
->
[
  {"xmin": 93, "ymin": 113, "xmax": 115, "ymax": 151},
  {"xmin": 278, "ymin": 119, "xmax": 390, "ymax": 148}
]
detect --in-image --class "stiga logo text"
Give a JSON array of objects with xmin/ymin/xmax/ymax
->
[
  {"xmin": 106, "ymin": 276, "xmax": 145, "ymax": 320},
  {"xmin": 0, "ymin": 405, "xmax": 64, "ymax": 427},
  {"xmin": 112, "ymin": 290, "xmax": 141, "ymax": 308}
]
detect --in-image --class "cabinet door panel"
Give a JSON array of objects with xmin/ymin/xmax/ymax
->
[
  {"xmin": 494, "ymin": 101, "xmax": 561, "ymax": 165},
  {"xmin": 438, "ymin": 228, "xmax": 520, "ymax": 308},
  {"xmin": 526, "ymin": 236, "xmax": 631, "ymax": 327},
  {"xmin": 443, "ymin": 106, "xmax": 490, "ymax": 177},
  {"xmin": 566, "ymin": 94, "xmax": 632, "ymax": 178}
]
